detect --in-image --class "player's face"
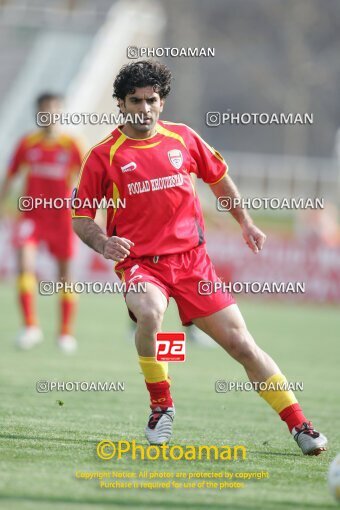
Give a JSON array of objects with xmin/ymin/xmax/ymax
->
[
  {"xmin": 37, "ymin": 99, "xmax": 62, "ymax": 116},
  {"xmin": 119, "ymin": 86, "xmax": 164, "ymax": 133},
  {"xmin": 37, "ymin": 99, "xmax": 62, "ymax": 132}
]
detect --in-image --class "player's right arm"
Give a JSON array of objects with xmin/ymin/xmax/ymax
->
[
  {"xmin": 72, "ymin": 217, "xmax": 133, "ymax": 262},
  {"xmin": 72, "ymin": 149, "xmax": 134, "ymax": 262}
]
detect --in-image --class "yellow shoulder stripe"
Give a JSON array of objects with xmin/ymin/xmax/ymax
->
[
  {"xmin": 186, "ymin": 125, "xmax": 225, "ymax": 160},
  {"xmin": 25, "ymin": 131, "xmax": 43, "ymax": 146},
  {"xmin": 76, "ymin": 133, "xmax": 113, "ymax": 189},
  {"xmin": 162, "ymin": 122, "xmax": 227, "ymax": 167},
  {"xmin": 110, "ymin": 133, "xmax": 127, "ymax": 165},
  {"xmin": 156, "ymin": 123, "xmax": 186, "ymax": 148}
]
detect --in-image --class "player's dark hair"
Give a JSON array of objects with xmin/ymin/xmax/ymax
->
[
  {"xmin": 113, "ymin": 60, "xmax": 172, "ymax": 101},
  {"xmin": 36, "ymin": 93, "xmax": 63, "ymax": 109}
]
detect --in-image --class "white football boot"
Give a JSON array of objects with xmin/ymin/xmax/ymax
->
[
  {"xmin": 145, "ymin": 407, "xmax": 175, "ymax": 445},
  {"xmin": 57, "ymin": 334, "xmax": 77, "ymax": 354},
  {"xmin": 292, "ymin": 421, "xmax": 327, "ymax": 455},
  {"xmin": 16, "ymin": 326, "xmax": 43, "ymax": 350}
]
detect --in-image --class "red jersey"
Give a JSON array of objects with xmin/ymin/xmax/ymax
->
[
  {"xmin": 8, "ymin": 130, "xmax": 82, "ymax": 223},
  {"xmin": 73, "ymin": 121, "xmax": 227, "ymax": 257}
]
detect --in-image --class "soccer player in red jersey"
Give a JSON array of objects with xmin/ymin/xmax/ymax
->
[
  {"xmin": 72, "ymin": 61, "xmax": 327, "ymax": 454},
  {"xmin": 0, "ymin": 93, "xmax": 82, "ymax": 352}
]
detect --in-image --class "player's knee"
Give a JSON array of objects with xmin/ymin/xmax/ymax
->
[
  {"xmin": 225, "ymin": 328, "xmax": 258, "ymax": 364},
  {"xmin": 135, "ymin": 304, "xmax": 164, "ymax": 331}
]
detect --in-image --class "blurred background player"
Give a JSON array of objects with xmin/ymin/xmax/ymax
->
[{"xmin": 0, "ymin": 93, "xmax": 82, "ymax": 352}]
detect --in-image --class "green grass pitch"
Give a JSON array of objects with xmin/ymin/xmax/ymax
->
[{"xmin": 0, "ymin": 282, "xmax": 339, "ymax": 510}]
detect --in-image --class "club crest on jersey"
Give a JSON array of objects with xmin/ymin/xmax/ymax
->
[
  {"xmin": 168, "ymin": 149, "xmax": 183, "ymax": 169},
  {"xmin": 121, "ymin": 162, "xmax": 137, "ymax": 173}
]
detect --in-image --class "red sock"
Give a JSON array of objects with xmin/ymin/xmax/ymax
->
[
  {"xmin": 279, "ymin": 403, "xmax": 309, "ymax": 432},
  {"xmin": 18, "ymin": 272, "xmax": 37, "ymax": 327},
  {"xmin": 60, "ymin": 294, "xmax": 76, "ymax": 335},
  {"xmin": 19, "ymin": 291, "xmax": 37, "ymax": 326},
  {"xmin": 145, "ymin": 380, "xmax": 174, "ymax": 410}
]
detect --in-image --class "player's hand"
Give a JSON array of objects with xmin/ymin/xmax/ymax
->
[
  {"xmin": 102, "ymin": 236, "xmax": 134, "ymax": 262},
  {"xmin": 241, "ymin": 221, "xmax": 266, "ymax": 254}
]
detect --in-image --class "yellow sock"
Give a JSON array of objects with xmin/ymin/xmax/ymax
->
[
  {"xmin": 60, "ymin": 289, "xmax": 77, "ymax": 335},
  {"xmin": 138, "ymin": 356, "xmax": 169, "ymax": 383},
  {"xmin": 258, "ymin": 373, "xmax": 298, "ymax": 413},
  {"xmin": 138, "ymin": 356, "xmax": 173, "ymax": 409},
  {"xmin": 17, "ymin": 272, "xmax": 36, "ymax": 293}
]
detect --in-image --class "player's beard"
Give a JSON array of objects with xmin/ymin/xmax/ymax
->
[{"xmin": 128, "ymin": 114, "xmax": 157, "ymax": 133}]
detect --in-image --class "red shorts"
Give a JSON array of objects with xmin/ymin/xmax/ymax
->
[
  {"xmin": 115, "ymin": 245, "xmax": 235, "ymax": 326},
  {"xmin": 12, "ymin": 216, "xmax": 75, "ymax": 260}
]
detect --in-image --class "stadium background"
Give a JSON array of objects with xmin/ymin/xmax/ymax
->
[{"xmin": 0, "ymin": 1, "xmax": 339, "ymax": 509}]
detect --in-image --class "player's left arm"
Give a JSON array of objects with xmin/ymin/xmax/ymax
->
[
  {"xmin": 185, "ymin": 125, "xmax": 266, "ymax": 254},
  {"xmin": 209, "ymin": 174, "xmax": 266, "ymax": 254}
]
